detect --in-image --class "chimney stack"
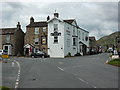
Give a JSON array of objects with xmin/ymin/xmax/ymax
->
[
  {"xmin": 54, "ymin": 13, "xmax": 59, "ymax": 18},
  {"xmin": 30, "ymin": 17, "xmax": 34, "ymax": 23},
  {"xmin": 47, "ymin": 16, "xmax": 50, "ymax": 21},
  {"xmin": 17, "ymin": 22, "xmax": 21, "ymax": 29}
]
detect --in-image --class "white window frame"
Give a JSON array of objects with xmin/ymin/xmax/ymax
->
[
  {"xmin": 73, "ymin": 27, "xmax": 75, "ymax": 35},
  {"xmin": 67, "ymin": 39, "xmax": 70, "ymax": 47},
  {"xmin": 35, "ymin": 28, "xmax": 39, "ymax": 34},
  {"xmin": 73, "ymin": 38, "xmax": 76, "ymax": 46},
  {"xmin": 6, "ymin": 34, "xmax": 10, "ymax": 43},
  {"xmin": 79, "ymin": 31, "xmax": 80, "ymax": 39},
  {"xmin": 54, "ymin": 36, "xmax": 58, "ymax": 43},
  {"xmin": 82, "ymin": 32, "xmax": 84, "ymax": 41},
  {"xmin": 42, "ymin": 27, "xmax": 46, "ymax": 32},
  {"xmin": 34, "ymin": 38, "xmax": 39, "ymax": 45}
]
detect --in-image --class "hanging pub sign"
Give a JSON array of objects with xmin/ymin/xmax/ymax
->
[
  {"xmin": 51, "ymin": 31, "xmax": 61, "ymax": 36},
  {"xmin": 42, "ymin": 37, "xmax": 46, "ymax": 45}
]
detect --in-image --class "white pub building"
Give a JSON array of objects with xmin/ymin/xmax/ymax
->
[{"xmin": 47, "ymin": 13, "xmax": 89, "ymax": 58}]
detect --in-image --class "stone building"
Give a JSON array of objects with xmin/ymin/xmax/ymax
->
[
  {"xmin": 24, "ymin": 13, "xmax": 89, "ymax": 57},
  {"xmin": 24, "ymin": 17, "xmax": 48, "ymax": 55},
  {"xmin": 0, "ymin": 22, "xmax": 24, "ymax": 55},
  {"xmin": 89, "ymin": 36, "xmax": 97, "ymax": 54}
]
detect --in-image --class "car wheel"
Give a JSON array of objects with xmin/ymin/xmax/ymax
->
[{"xmin": 42, "ymin": 56, "xmax": 44, "ymax": 58}]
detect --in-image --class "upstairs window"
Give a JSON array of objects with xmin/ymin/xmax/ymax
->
[
  {"xmin": 35, "ymin": 28, "xmax": 39, "ymax": 34},
  {"xmin": 82, "ymin": 33, "xmax": 84, "ymax": 41},
  {"xmin": 67, "ymin": 39, "xmax": 70, "ymax": 47},
  {"xmin": 54, "ymin": 24, "xmax": 58, "ymax": 32},
  {"xmin": 73, "ymin": 27, "xmax": 75, "ymax": 35},
  {"xmin": 54, "ymin": 36, "xmax": 58, "ymax": 43},
  {"xmin": 79, "ymin": 31, "xmax": 80, "ymax": 39},
  {"xmin": 35, "ymin": 38, "xmax": 39, "ymax": 45},
  {"xmin": 6, "ymin": 35, "xmax": 10, "ymax": 43},
  {"xmin": 42, "ymin": 27, "xmax": 46, "ymax": 32},
  {"xmin": 73, "ymin": 38, "xmax": 76, "ymax": 46}
]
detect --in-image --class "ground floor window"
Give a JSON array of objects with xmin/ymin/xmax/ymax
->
[
  {"xmin": 73, "ymin": 38, "xmax": 76, "ymax": 46},
  {"xmin": 35, "ymin": 38, "xmax": 39, "ymax": 45}
]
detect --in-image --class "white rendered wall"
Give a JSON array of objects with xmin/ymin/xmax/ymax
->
[
  {"xmin": 64, "ymin": 23, "xmax": 72, "ymax": 56},
  {"xmin": 64, "ymin": 23, "xmax": 78, "ymax": 56},
  {"xmin": 48, "ymin": 19, "xmax": 64, "ymax": 58}
]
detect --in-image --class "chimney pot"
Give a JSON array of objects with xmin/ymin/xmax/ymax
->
[
  {"xmin": 17, "ymin": 22, "xmax": 21, "ymax": 29},
  {"xmin": 54, "ymin": 13, "xmax": 59, "ymax": 18},
  {"xmin": 47, "ymin": 16, "xmax": 50, "ymax": 21},
  {"xmin": 30, "ymin": 17, "xmax": 34, "ymax": 23}
]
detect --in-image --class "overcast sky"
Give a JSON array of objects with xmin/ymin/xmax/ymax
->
[{"xmin": 0, "ymin": 2, "xmax": 118, "ymax": 40}]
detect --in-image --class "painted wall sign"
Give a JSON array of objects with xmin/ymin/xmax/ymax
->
[{"xmin": 51, "ymin": 31, "xmax": 61, "ymax": 36}]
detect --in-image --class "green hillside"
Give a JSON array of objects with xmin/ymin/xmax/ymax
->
[{"xmin": 96, "ymin": 31, "xmax": 120, "ymax": 46}]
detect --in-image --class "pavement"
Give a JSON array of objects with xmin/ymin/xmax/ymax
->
[{"xmin": 1, "ymin": 53, "xmax": 119, "ymax": 88}]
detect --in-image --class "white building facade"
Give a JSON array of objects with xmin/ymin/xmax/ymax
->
[{"xmin": 48, "ymin": 13, "xmax": 89, "ymax": 58}]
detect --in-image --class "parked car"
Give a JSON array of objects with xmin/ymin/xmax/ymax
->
[
  {"xmin": 90, "ymin": 49, "xmax": 97, "ymax": 55},
  {"xmin": 31, "ymin": 51, "xmax": 49, "ymax": 58}
]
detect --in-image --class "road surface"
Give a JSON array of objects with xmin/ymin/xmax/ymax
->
[{"xmin": 2, "ymin": 53, "xmax": 119, "ymax": 88}]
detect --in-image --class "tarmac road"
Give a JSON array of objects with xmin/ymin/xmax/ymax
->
[{"xmin": 2, "ymin": 53, "xmax": 119, "ymax": 88}]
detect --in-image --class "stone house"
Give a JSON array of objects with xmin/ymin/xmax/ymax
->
[
  {"xmin": 0, "ymin": 22, "xmax": 24, "ymax": 55},
  {"xmin": 24, "ymin": 17, "xmax": 48, "ymax": 55}
]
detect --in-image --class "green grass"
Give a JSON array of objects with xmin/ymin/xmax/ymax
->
[
  {"xmin": 108, "ymin": 59, "xmax": 120, "ymax": 67},
  {"xmin": 0, "ymin": 86, "xmax": 11, "ymax": 90}
]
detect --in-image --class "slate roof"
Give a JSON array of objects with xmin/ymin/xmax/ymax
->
[
  {"xmin": 26, "ymin": 20, "xmax": 75, "ymax": 28},
  {"xmin": 26, "ymin": 22, "xmax": 47, "ymax": 28},
  {"xmin": 63, "ymin": 19, "xmax": 75, "ymax": 24},
  {"xmin": 0, "ymin": 28, "xmax": 17, "ymax": 35}
]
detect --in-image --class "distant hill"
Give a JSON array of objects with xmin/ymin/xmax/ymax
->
[{"xmin": 96, "ymin": 31, "xmax": 120, "ymax": 46}]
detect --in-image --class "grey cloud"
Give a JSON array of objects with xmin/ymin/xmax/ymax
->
[{"xmin": 1, "ymin": 2, "xmax": 118, "ymax": 40}]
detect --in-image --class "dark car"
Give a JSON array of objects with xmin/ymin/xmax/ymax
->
[
  {"xmin": 31, "ymin": 51, "xmax": 49, "ymax": 58},
  {"xmin": 90, "ymin": 49, "xmax": 97, "ymax": 55}
]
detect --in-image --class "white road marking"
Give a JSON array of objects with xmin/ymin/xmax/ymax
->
[
  {"xmin": 57, "ymin": 67, "xmax": 64, "ymax": 71},
  {"xmin": 13, "ymin": 60, "xmax": 21, "ymax": 89},
  {"xmin": 12, "ymin": 62, "xmax": 15, "ymax": 67},
  {"xmin": 78, "ymin": 78, "xmax": 97, "ymax": 88},
  {"xmin": 105, "ymin": 60, "xmax": 109, "ymax": 64},
  {"xmin": 57, "ymin": 66, "xmax": 97, "ymax": 88}
]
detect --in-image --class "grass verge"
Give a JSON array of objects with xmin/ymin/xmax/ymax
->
[
  {"xmin": 0, "ymin": 86, "xmax": 11, "ymax": 90},
  {"xmin": 108, "ymin": 59, "xmax": 120, "ymax": 67}
]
